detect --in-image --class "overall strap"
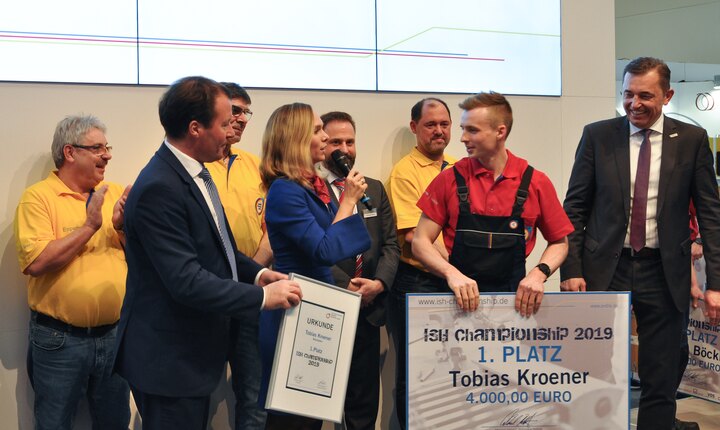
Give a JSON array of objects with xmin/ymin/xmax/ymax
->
[
  {"xmin": 511, "ymin": 166, "xmax": 534, "ymax": 218},
  {"xmin": 453, "ymin": 167, "xmax": 471, "ymax": 215}
]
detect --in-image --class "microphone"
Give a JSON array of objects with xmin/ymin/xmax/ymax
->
[{"xmin": 331, "ymin": 149, "xmax": 373, "ymax": 210}]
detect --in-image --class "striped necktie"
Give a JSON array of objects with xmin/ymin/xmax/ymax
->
[{"xmin": 199, "ymin": 167, "xmax": 238, "ymax": 281}]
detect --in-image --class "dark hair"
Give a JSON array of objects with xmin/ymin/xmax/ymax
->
[
  {"xmin": 410, "ymin": 98, "xmax": 451, "ymax": 122},
  {"xmin": 320, "ymin": 111, "xmax": 356, "ymax": 131},
  {"xmin": 220, "ymin": 82, "xmax": 252, "ymax": 104},
  {"xmin": 159, "ymin": 76, "xmax": 230, "ymax": 139},
  {"xmin": 623, "ymin": 57, "xmax": 671, "ymax": 92},
  {"xmin": 459, "ymin": 91, "xmax": 514, "ymax": 137}
]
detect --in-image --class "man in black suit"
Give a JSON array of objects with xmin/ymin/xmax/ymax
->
[
  {"xmin": 320, "ymin": 111, "xmax": 400, "ymax": 430},
  {"xmin": 113, "ymin": 76, "xmax": 302, "ymax": 430},
  {"xmin": 561, "ymin": 57, "xmax": 720, "ymax": 430}
]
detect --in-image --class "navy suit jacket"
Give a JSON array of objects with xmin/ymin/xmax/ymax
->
[
  {"xmin": 114, "ymin": 143, "xmax": 265, "ymax": 397},
  {"xmin": 562, "ymin": 116, "xmax": 720, "ymax": 311}
]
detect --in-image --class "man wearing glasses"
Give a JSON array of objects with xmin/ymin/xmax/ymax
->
[
  {"xmin": 14, "ymin": 115, "xmax": 132, "ymax": 429},
  {"xmin": 205, "ymin": 82, "xmax": 271, "ymax": 429}
]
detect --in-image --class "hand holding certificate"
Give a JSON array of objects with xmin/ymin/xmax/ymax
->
[{"xmin": 265, "ymin": 274, "xmax": 361, "ymax": 423}]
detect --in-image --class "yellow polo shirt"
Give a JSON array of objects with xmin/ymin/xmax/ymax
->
[
  {"xmin": 387, "ymin": 147, "xmax": 456, "ymax": 270},
  {"xmin": 14, "ymin": 172, "xmax": 127, "ymax": 327},
  {"xmin": 206, "ymin": 147, "xmax": 265, "ymax": 257}
]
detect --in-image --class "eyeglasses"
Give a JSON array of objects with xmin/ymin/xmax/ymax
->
[
  {"xmin": 231, "ymin": 105, "xmax": 253, "ymax": 120},
  {"xmin": 70, "ymin": 144, "xmax": 113, "ymax": 155}
]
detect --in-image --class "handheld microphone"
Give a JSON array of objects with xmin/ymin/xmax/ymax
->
[{"xmin": 331, "ymin": 149, "xmax": 373, "ymax": 210}]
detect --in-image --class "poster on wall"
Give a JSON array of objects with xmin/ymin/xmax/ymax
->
[{"xmin": 406, "ymin": 292, "xmax": 630, "ymax": 430}]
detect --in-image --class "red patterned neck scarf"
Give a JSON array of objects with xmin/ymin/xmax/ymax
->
[{"xmin": 310, "ymin": 174, "xmax": 330, "ymax": 204}]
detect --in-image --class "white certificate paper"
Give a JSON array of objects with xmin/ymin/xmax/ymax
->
[
  {"xmin": 286, "ymin": 301, "xmax": 345, "ymax": 397},
  {"xmin": 407, "ymin": 292, "xmax": 630, "ymax": 430},
  {"xmin": 265, "ymin": 273, "xmax": 361, "ymax": 423}
]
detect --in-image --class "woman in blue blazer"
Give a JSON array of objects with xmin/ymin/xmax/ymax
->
[{"xmin": 258, "ymin": 103, "xmax": 371, "ymax": 430}]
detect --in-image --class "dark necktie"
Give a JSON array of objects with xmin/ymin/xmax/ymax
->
[
  {"xmin": 333, "ymin": 178, "xmax": 363, "ymax": 278},
  {"xmin": 199, "ymin": 167, "xmax": 238, "ymax": 281},
  {"xmin": 630, "ymin": 129, "xmax": 651, "ymax": 252}
]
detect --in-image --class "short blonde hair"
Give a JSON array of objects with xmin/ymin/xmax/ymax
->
[{"xmin": 260, "ymin": 103, "xmax": 315, "ymax": 191}]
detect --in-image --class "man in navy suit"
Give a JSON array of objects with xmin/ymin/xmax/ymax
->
[
  {"xmin": 561, "ymin": 57, "xmax": 720, "ymax": 430},
  {"xmin": 113, "ymin": 76, "xmax": 301, "ymax": 429},
  {"xmin": 321, "ymin": 111, "xmax": 400, "ymax": 430}
]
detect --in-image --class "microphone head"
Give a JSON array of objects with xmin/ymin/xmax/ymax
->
[
  {"xmin": 331, "ymin": 149, "xmax": 352, "ymax": 176},
  {"xmin": 331, "ymin": 149, "xmax": 347, "ymax": 164}
]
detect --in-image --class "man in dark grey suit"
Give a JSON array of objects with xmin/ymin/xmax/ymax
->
[
  {"xmin": 113, "ymin": 76, "xmax": 301, "ymax": 430},
  {"xmin": 320, "ymin": 111, "xmax": 400, "ymax": 430},
  {"xmin": 561, "ymin": 57, "xmax": 720, "ymax": 430}
]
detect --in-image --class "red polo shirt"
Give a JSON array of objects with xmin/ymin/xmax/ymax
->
[{"xmin": 417, "ymin": 150, "xmax": 573, "ymax": 256}]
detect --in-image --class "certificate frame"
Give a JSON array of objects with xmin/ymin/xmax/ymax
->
[{"xmin": 265, "ymin": 273, "xmax": 361, "ymax": 423}]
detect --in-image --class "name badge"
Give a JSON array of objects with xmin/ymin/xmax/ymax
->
[{"xmin": 363, "ymin": 208, "xmax": 378, "ymax": 218}]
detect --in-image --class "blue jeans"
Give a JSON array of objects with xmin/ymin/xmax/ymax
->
[
  {"xmin": 28, "ymin": 319, "xmax": 130, "ymax": 430},
  {"xmin": 228, "ymin": 318, "xmax": 266, "ymax": 430}
]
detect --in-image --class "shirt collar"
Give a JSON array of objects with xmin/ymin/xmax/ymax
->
[
  {"xmin": 409, "ymin": 146, "xmax": 447, "ymax": 168},
  {"xmin": 47, "ymin": 171, "xmax": 100, "ymax": 197},
  {"xmin": 469, "ymin": 149, "xmax": 523, "ymax": 179},
  {"xmin": 629, "ymin": 114, "xmax": 664, "ymax": 137},
  {"xmin": 164, "ymin": 139, "xmax": 204, "ymax": 179}
]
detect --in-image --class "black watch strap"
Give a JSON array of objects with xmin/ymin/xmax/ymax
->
[{"xmin": 536, "ymin": 263, "xmax": 551, "ymax": 281}]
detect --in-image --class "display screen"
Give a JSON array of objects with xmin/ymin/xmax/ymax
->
[{"xmin": 0, "ymin": 0, "xmax": 561, "ymax": 95}]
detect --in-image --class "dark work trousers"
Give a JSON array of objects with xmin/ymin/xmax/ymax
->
[{"xmin": 388, "ymin": 261, "xmax": 448, "ymax": 430}]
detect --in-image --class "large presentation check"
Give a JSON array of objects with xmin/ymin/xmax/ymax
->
[
  {"xmin": 407, "ymin": 292, "xmax": 630, "ymax": 430},
  {"xmin": 679, "ymin": 303, "xmax": 720, "ymax": 403}
]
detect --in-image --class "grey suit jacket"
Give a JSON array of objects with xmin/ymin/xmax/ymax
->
[
  {"xmin": 561, "ymin": 116, "xmax": 720, "ymax": 311},
  {"xmin": 326, "ymin": 177, "xmax": 400, "ymax": 326}
]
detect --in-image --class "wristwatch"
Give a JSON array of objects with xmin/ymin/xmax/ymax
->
[
  {"xmin": 694, "ymin": 237, "xmax": 702, "ymax": 245},
  {"xmin": 535, "ymin": 263, "xmax": 551, "ymax": 281}
]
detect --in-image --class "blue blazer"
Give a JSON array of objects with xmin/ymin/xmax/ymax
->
[
  {"xmin": 259, "ymin": 177, "xmax": 370, "ymax": 406},
  {"xmin": 265, "ymin": 178, "xmax": 370, "ymax": 284},
  {"xmin": 113, "ymin": 143, "xmax": 265, "ymax": 397}
]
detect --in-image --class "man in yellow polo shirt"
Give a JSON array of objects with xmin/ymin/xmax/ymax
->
[
  {"xmin": 206, "ymin": 82, "xmax": 271, "ymax": 430},
  {"xmin": 386, "ymin": 97, "xmax": 456, "ymax": 429},
  {"xmin": 14, "ymin": 115, "xmax": 132, "ymax": 430}
]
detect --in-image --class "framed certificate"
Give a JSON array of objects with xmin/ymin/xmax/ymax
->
[
  {"xmin": 265, "ymin": 273, "xmax": 361, "ymax": 422},
  {"xmin": 407, "ymin": 292, "xmax": 631, "ymax": 429}
]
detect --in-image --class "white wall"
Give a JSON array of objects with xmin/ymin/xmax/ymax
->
[
  {"xmin": 615, "ymin": 0, "xmax": 720, "ymax": 64},
  {"xmin": 0, "ymin": 1, "xmax": 616, "ymax": 428}
]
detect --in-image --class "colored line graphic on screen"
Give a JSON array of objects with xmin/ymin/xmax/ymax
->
[{"xmin": 0, "ymin": 26, "xmax": 562, "ymax": 62}]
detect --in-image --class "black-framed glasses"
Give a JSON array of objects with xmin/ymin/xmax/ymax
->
[
  {"xmin": 231, "ymin": 105, "xmax": 253, "ymax": 120},
  {"xmin": 70, "ymin": 143, "xmax": 112, "ymax": 155}
]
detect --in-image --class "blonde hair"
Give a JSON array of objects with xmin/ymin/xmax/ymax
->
[{"xmin": 260, "ymin": 103, "xmax": 315, "ymax": 191}]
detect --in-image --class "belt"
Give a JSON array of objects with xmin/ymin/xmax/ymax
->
[
  {"xmin": 32, "ymin": 311, "xmax": 117, "ymax": 337},
  {"xmin": 621, "ymin": 247, "xmax": 661, "ymax": 259}
]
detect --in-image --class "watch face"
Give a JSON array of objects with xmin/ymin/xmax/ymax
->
[{"xmin": 537, "ymin": 263, "xmax": 551, "ymax": 277}]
